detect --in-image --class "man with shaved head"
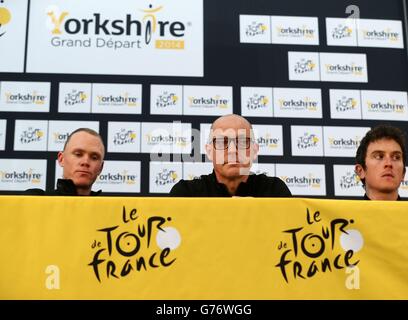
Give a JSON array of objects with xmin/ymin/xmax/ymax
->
[{"xmin": 170, "ymin": 114, "xmax": 291, "ymax": 197}]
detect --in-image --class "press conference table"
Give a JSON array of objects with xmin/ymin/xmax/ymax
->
[{"xmin": 0, "ymin": 196, "xmax": 407, "ymax": 299}]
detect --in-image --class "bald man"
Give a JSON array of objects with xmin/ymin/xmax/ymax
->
[{"xmin": 170, "ymin": 114, "xmax": 291, "ymax": 197}]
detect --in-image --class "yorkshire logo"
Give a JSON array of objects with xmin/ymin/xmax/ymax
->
[
  {"xmin": 366, "ymin": 101, "xmax": 405, "ymax": 113},
  {"xmin": 20, "ymin": 128, "xmax": 44, "ymax": 144},
  {"xmin": 336, "ymin": 97, "xmax": 357, "ymax": 112},
  {"xmin": 113, "ymin": 129, "xmax": 136, "ymax": 145},
  {"xmin": 246, "ymin": 22, "xmax": 267, "ymax": 36},
  {"xmin": 276, "ymin": 25, "xmax": 314, "ymax": 38},
  {"xmin": 328, "ymin": 137, "xmax": 360, "ymax": 149},
  {"xmin": 5, "ymin": 91, "xmax": 46, "ymax": 105},
  {"xmin": 294, "ymin": 59, "xmax": 316, "ymax": 74},
  {"xmin": 64, "ymin": 89, "xmax": 87, "ymax": 106},
  {"xmin": 257, "ymin": 135, "xmax": 279, "ymax": 149},
  {"xmin": 156, "ymin": 92, "xmax": 179, "ymax": 108},
  {"xmin": 156, "ymin": 169, "xmax": 178, "ymax": 186},
  {"xmin": 297, "ymin": 133, "xmax": 319, "ymax": 149},
  {"xmin": 0, "ymin": 168, "xmax": 42, "ymax": 184},
  {"xmin": 0, "ymin": 5, "xmax": 11, "ymax": 37},
  {"xmin": 340, "ymin": 171, "xmax": 361, "ymax": 189},
  {"xmin": 88, "ymin": 206, "xmax": 179, "ymax": 282},
  {"xmin": 97, "ymin": 94, "xmax": 138, "ymax": 107},
  {"xmin": 187, "ymin": 96, "xmax": 229, "ymax": 109},
  {"xmin": 332, "ymin": 25, "xmax": 352, "ymax": 39},
  {"xmin": 97, "ymin": 171, "xmax": 137, "ymax": 185},
  {"xmin": 146, "ymin": 134, "xmax": 187, "ymax": 146},
  {"xmin": 246, "ymin": 95, "xmax": 268, "ymax": 110},
  {"xmin": 325, "ymin": 63, "xmax": 363, "ymax": 76},
  {"xmin": 52, "ymin": 132, "xmax": 69, "ymax": 144},
  {"xmin": 46, "ymin": 5, "xmax": 186, "ymax": 47},
  {"xmin": 281, "ymin": 175, "xmax": 321, "ymax": 188},
  {"xmin": 278, "ymin": 98, "xmax": 318, "ymax": 111},
  {"xmin": 362, "ymin": 29, "xmax": 399, "ymax": 42},
  {"xmin": 275, "ymin": 208, "xmax": 361, "ymax": 283}
]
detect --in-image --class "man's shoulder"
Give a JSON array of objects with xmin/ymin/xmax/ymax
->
[
  {"xmin": 23, "ymin": 188, "xmax": 47, "ymax": 195},
  {"xmin": 170, "ymin": 174, "xmax": 212, "ymax": 196},
  {"xmin": 251, "ymin": 174, "xmax": 292, "ymax": 197}
]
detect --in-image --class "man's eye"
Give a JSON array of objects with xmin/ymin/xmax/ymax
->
[
  {"xmin": 374, "ymin": 154, "xmax": 383, "ymax": 160},
  {"xmin": 393, "ymin": 154, "xmax": 402, "ymax": 161}
]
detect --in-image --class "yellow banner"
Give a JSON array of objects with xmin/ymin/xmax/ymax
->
[{"xmin": 0, "ymin": 196, "xmax": 407, "ymax": 299}]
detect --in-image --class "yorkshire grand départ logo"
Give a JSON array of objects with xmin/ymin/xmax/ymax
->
[
  {"xmin": 113, "ymin": 129, "xmax": 136, "ymax": 145},
  {"xmin": 97, "ymin": 171, "xmax": 137, "ymax": 185},
  {"xmin": 328, "ymin": 137, "xmax": 360, "ymax": 149},
  {"xmin": 246, "ymin": 22, "xmax": 267, "ymax": 36},
  {"xmin": 20, "ymin": 127, "xmax": 44, "ymax": 144},
  {"xmin": 366, "ymin": 100, "xmax": 405, "ymax": 113},
  {"xmin": 331, "ymin": 24, "xmax": 352, "ymax": 39},
  {"xmin": 5, "ymin": 91, "xmax": 46, "ymax": 105},
  {"xmin": 294, "ymin": 59, "xmax": 316, "ymax": 74},
  {"xmin": 156, "ymin": 92, "xmax": 179, "ymax": 108},
  {"xmin": 88, "ymin": 206, "xmax": 180, "ymax": 282},
  {"xmin": 0, "ymin": 168, "xmax": 42, "ymax": 184},
  {"xmin": 324, "ymin": 63, "xmax": 363, "ymax": 76},
  {"xmin": 336, "ymin": 96, "xmax": 357, "ymax": 112},
  {"xmin": 187, "ymin": 95, "xmax": 229, "ymax": 109},
  {"xmin": 297, "ymin": 133, "xmax": 319, "ymax": 149},
  {"xmin": 278, "ymin": 97, "xmax": 318, "ymax": 111},
  {"xmin": 257, "ymin": 135, "xmax": 279, "ymax": 149},
  {"xmin": 46, "ymin": 4, "xmax": 187, "ymax": 50},
  {"xmin": 52, "ymin": 132, "xmax": 70, "ymax": 144},
  {"xmin": 276, "ymin": 25, "xmax": 315, "ymax": 38},
  {"xmin": 361, "ymin": 28, "xmax": 399, "ymax": 42},
  {"xmin": 246, "ymin": 94, "xmax": 269, "ymax": 110},
  {"xmin": 155, "ymin": 169, "xmax": 178, "ymax": 186},
  {"xmin": 64, "ymin": 89, "xmax": 87, "ymax": 106},
  {"xmin": 96, "ymin": 93, "xmax": 138, "ymax": 107},
  {"xmin": 281, "ymin": 174, "xmax": 321, "ymax": 189},
  {"xmin": 146, "ymin": 133, "xmax": 187, "ymax": 147},
  {"xmin": 275, "ymin": 208, "xmax": 361, "ymax": 283},
  {"xmin": 0, "ymin": 4, "xmax": 11, "ymax": 37}
]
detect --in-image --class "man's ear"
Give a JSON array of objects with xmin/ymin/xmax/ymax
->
[
  {"xmin": 355, "ymin": 164, "xmax": 365, "ymax": 180},
  {"xmin": 98, "ymin": 161, "xmax": 104, "ymax": 176},
  {"xmin": 205, "ymin": 143, "xmax": 213, "ymax": 161},
  {"xmin": 57, "ymin": 151, "xmax": 64, "ymax": 167},
  {"xmin": 252, "ymin": 143, "xmax": 259, "ymax": 161}
]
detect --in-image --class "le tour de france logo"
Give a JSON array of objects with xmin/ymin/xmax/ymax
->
[
  {"xmin": 275, "ymin": 208, "xmax": 364, "ymax": 283},
  {"xmin": 0, "ymin": 1, "xmax": 11, "ymax": 37},
  {"xmin": 88, "ymin": 206, "xmax": 181, "ymax": 282}
]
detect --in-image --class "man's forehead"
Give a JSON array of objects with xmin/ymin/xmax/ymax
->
[
  {"xmin": 212, "ymin": 128, "xmax": 251, "ymax": 137},
  {"xmin": 368, "ymin": 138, "xmax": 402, "ymax": 153}
]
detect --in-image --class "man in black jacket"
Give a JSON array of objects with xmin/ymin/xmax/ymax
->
[
  {"xmin": 25, "ymin": 128, "xmax": 105, "ymax": 196},
  {"xmin": 170, "ymin": 114, "xmax": 291, "ymax": 197}
]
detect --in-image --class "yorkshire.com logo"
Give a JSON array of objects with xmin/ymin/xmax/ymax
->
[
  {"xmin": 361, "ymin": 28, "xmax": 399, "ymax": 42},
  {"xmin": 46, "ymin": 4, "xmax": 188, "ymax": 50},
  {"xmin": 324, "ymin": 63, "xmax": 363, "ymax": 76},
  {"xmin": 96, "ymin": 93, "xmax": 138, "ymax": 107},
  {"xmin": 97, "ymin": 171, "xmax": 137, "ymax": 185},
  {"xmin": 281, "ymin": 174, "xmax": 321, "ymax": 188}
]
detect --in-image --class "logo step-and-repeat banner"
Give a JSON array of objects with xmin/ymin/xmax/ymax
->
[
  {"xmin": 0, "ymin": 197, "xmax": 407, "ymax": 299},
  {"xmin": 0, "ymin": 0, "xmax": 407, "ymax": 197}
]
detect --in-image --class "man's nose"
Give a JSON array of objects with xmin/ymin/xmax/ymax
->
[
  {"xmin": 227, "ymin": 139, "xmax": 238, "ymax": 152},
  {"xmin": 384, "ymin": 155, "xmax": 393, "ymax": 167},
  {"xmin": 80, "ymin": 155, "xmax": 91, "ymax": 166}
]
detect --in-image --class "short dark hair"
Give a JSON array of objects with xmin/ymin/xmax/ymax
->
[
  {"xmin": 356, "ymin": 124, "xmax": 407, "ymax": 177},
  {"xmin": 63, "ymin": 128, "xmax": 105, "ymax": 154}
]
